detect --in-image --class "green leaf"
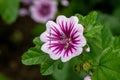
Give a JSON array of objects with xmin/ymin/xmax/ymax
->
[
  {"xmin": 53, "ymin": 62, "xmax": 83, "ymax": 80},
  {"xmin": 0, "ymin": 0, "xmax": 6, "ymax": 14},
  {"xmin": 33, "ymin": 37, "xmax": 43, "ymax": 46},
  {"xmin": 0, "ymin": 0, "xmax": 20, "ymax": 24},
  {"xmin": 84, "ymin": 11, "xmax": 98, "ymax": 27},
  {"xmin": 85, "ymin": 24, "xmax": 103, "ymax": 38},
  {"xmin": 76, "ymin": 11, "xmax": 97, "ymax": 27},
  {"xmin": 40, "ymin": 59, "xmax": 57, "ymax": 75},
  {"xmin": 92, "ymin": 46, "xmax": 120, "ymax": 80},
  {"xmin": 87, "ymin": 26, "xmax": 113, "ymax": 60},
  {"xmin": 97, "ymin": 13, "xmax": 120, "ymax": 35},
  {"xmin": 75, "ymin": 14, "xmax": 84, "ymax": 25},
  {"xmin": 52, "ymin": 63, "xmax": 69, "ymax": 80},
  {"xmin": 92, "ymin": 66, "xmax": 120, "ymax": 80},
  {"xmin": 22, "ymin": 47, "xmax": 49, "ymax": 65},
  {"xmin": 76, "ymin": 11, "xmax": 102, "ymax": 38},
  {"xmin": 22, "ymin": 37, "xmax": 49, "ymax": 65},
  {"xmin": 101, "ymin": 26, "xmax": 113, "ymax": 49},
  {"xmin": 76, "ymin": 12, "xmax": 117, "ymax": 80},
  {"xmin": 76, "ymin": 11, "xmax": 113, "ymax": 66},
  {"xmin": 113, "ymin": 36, "xmax": 120, "ymax": 49},
  {"xmin": 22, "ymin": 36, "xmax": 62, "ymax": 75},
  {"xmin": 92, "ymin": 49, "xmax": 120, "ymax": 80}
]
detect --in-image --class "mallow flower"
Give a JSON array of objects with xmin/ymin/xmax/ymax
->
[
  {"xmin": 40, "ymin": 15, "xmax": 86, "ymax": 62},
  {"xmin": 19, "ymin": 8, "xmax": 29, "ymax": 17},
  {"xmin": 85, "ymin": 47, "xmax": 90, "ymax": 52},
  {"xmin": 61, "ymin": 0, "xmax": 69, "ymax": 6},
  {"xmin": 84, "ymin": 75, "xmax": 91, "ymax": 80},
  {"xmin": 30, "ymin": 0, "xmax": 57, "ymax": 23},
  {"xmin": 21, "ymin": 0, "xmax": 32, "ymax": 5}
]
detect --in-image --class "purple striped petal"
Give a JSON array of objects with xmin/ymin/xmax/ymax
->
[{"xmin": 40, "ymin": 15, "xmax": 87, "ymax": 62}]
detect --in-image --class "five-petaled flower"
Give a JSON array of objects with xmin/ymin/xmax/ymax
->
[
  {"xmin": 84, "ymin": 75, "xmax": 91, "ymax": 80},
  {"xmin": 40, "ymin": 15, "xmax": 86, "ymax": 62},
  {"xmin": 21, "ymin": 0, "xmax": 32, "ymax": 5},
  {"xmin": 61, "ymin": 0, "xmax": 69, "ymax": 7},
  {"xmin": 30, "ymin": 0, "xmax": 57, "ymax": 23}
]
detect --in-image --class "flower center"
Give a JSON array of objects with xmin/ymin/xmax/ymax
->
[
  {"xmin": 59, "ymin": 35, "xmax": 72, "ymax": 49},
  {"xmin": 38, "ymin": 4, "xmax": 51, "ymax": 16}
]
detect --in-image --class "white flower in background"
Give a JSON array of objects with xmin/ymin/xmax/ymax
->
[
  {"xmin": 19, "ymin": 8, "xmax": 29, "ymax": 17},
  {"xmin": 21, "ymin": 0, "xmax": 32, "ymax": 5},
  {"xmin": 84, "ymin": 75, "xmax": 91, "ymax": 80},
  {"xmin": 61, "ymin": 0, "xmax": 69, "ymax": 6},
  {"xmin": 85, "ymin": 47, "xmax": 90, "ymax": 52},
  {"xmin": 30, "ymin": 0, "xmax": 57, "ymax": 23},
  {"xmin": 40, "ymin": 15, "xmax": 86, "ymax": 62}
]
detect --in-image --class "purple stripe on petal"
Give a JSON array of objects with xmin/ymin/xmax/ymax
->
[{"xmin": 50, "ymin": 26, "xmax": 61, "ymax": 36}]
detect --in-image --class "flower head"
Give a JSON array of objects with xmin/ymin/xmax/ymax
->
[
  {"xmin": 30, "ymin": 0, "xmax": 57, "ymax": 23},
  {"xmin": 85, "ymin": 47, "xmax": 90, "ymax": 52},
  {"xmin": 84, "ymin": 75, "xmax": 91, "ymax": 80},
  {"xmin": 40, "ymin": 15, "xmax": 86, "ymax": 62},
  {"xmin": 21, "ymin": 0, "xmax": 32, "ymax": 5},
  {"xmin": 61, "ymin": 0, "xmax": 69, "ymax": 7},
  {"xmin": 19, "ymin": 8, "xmax": 29, "ymax": 17}
]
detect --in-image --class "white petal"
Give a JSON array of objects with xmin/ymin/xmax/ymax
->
[
  {"xmin": 77, "ymin": 24, "xmax": 84, "ymax": 34},
  {"xmin": 46, "ymin": 21, "xmax": 62, "ymax": 34},
  {"xmin": 56, "ymin": 15, "xmax": 67, "ymax": 27},
  {"xmin": 56, "ymin": 16, "xmax": 79, "ymax": 34},
  {"xmin": 40, "ymin": 21, "xmax": 61, "ymax": 42},
  {"xmin": 84, "ymin": 75, "xmax": 91, "ymax": 80},
  {"xmin": 41, "ymin": 42, "xmax": 51, "ymax": 54},
  {"xmin": 69, "ymin": 16, "xmax": 79, "ymax": 26},
  {"xmin": 73, "ymin": 24, "xmax": 86, "ymax": 47},
  {"xmin": 49, "ymin": 51, "xmax": 62, "ymax": 60},
  {"xmin": 61, "ymin": 48, "xmax": 83, "ymax": 62},
  {"xmin": 41, "ymin": 42, "xmax": 62, "ymax": 60},
  {"xmin": 40, "ymin": 31, "xmax": 49, "ymax": 42},
  {"xmin": 79, "ymin": 36, "xmax": 86, "ymax": 47}
]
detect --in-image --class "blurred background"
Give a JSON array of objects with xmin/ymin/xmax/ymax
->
[{"xmin": 0, "ymin": 0, "xmax": 120, "ymax": 80}]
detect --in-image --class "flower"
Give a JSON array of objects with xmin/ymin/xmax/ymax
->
[
  {"xmin": 85, "ymin": 47, "xmax": 90, "ymax": 52},
  {"xmin": 84, "ymin": 75, "xmax": 91, "ymax": 80},
  {"xmin": 21, "ymin": 0, "xmax": 32, "ymax": 5},
  {"xmin": 61, "ymin": 0, "xmax": 69, "ymax": 6},
  {"xmin": 40, "ymin": 15, "xmax": 86, "ymax": 62},
  {"xmin": 30, "ymin": 0, "xmax": 57, "ymax": 23},
  {"xmin": 19, "ymin": 8, "xmax": 29, "ymax": 17}
]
